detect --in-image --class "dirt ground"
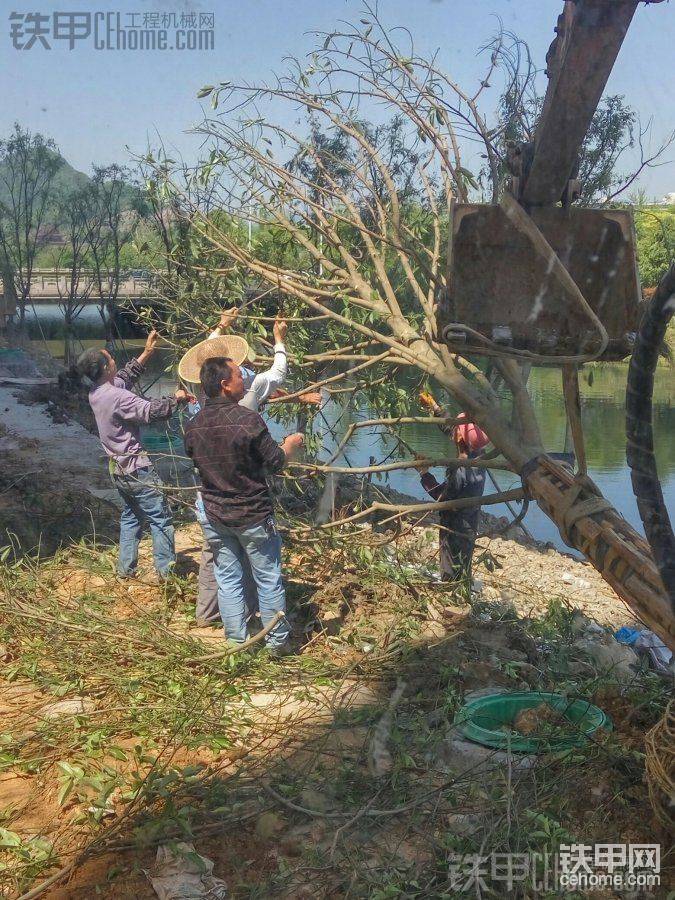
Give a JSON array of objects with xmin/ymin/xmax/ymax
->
[{"xmin": 0, "ymin": 517, "xmax": 671, "ymax": 898}]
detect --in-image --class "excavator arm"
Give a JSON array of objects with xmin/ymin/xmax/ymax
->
[
  {"xmin": 519, "ymin": 0, "xmax": 641, "ymax": 207},
  {"xmin": 441, "ymin": 0, "xmax": 675, "ymax": 649},
  {"xmin": 517, "ymin": 0, "xmax": 674, "ymax": 649},
  {"xmin": 443, "ymin": 0, "xmax": 669, "ymax": 362}
]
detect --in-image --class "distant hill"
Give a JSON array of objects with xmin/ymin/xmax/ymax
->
[
  {"xmin": 0, "ymin": 149, "xmax": 141, "ymax": 224},
  {"xmin": 51, "ymin": 155, "xmax": 91, "ymax": 199}
]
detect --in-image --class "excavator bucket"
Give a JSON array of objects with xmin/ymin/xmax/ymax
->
[{"xmin": 441, "ymin": 203, "xmax": 641, "ymax": 362}]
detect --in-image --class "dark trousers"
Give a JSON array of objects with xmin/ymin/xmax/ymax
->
[
  {"xmin": 439, "ymin": 530, "xmax": 476, "ymax": 583},
  {"xmin": 196, "ymin": 541, "xmax": 221, "ymax": 624}
]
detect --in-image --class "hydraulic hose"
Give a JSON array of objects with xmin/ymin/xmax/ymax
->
[{"xmin": 626, "ymin": 261, "xmax": 675, "ymax": 611}]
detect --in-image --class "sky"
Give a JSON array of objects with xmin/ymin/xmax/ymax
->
[{"xmin": 1, "ymin": 0, "xmax": 674, "ymax": 199}]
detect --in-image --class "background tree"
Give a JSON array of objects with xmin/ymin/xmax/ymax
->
[
  {"xmin": 53, "ymin": 184, "xmax": 97, "ymax": 366},
  {"xmin": 86, "ymin": 165, "xmax": 143, "ymax": 342},
  {"xmin": 133, "ymin": 149, "xmax": 242, "ymax": 347},
  {"xmin": 634, "ymin": 200, "xmax": 675, "ymax": 287},
  {"xmin": 487, "ymin": 32, "xmax": 672, "ymax": 205},
  {"xmin": 0, "ymin": 125, "xmax": 63, "ymax": 325}
]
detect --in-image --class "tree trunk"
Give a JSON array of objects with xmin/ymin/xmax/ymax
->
[
  {"xmin": 315, "ymin": 472, "xmax": 341, "ymax": 525},
  {"xmin": 63, "ymin": 314, "xmax": 76, "ymax": 368},
  {"xmin": 524, "ymin": 454, "xmax": 674, "ymax": 651},
  {"xmin": 0, "ymin": 259, "xmax": 17, "ymax": 328}
]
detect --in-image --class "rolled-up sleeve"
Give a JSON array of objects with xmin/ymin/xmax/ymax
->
[
  {"xmin": 114, "ymin": 358, "xmax": 144, "ymax": 389},
  {"xmin": 243, "ymin": 343, "xmax": 288, "ymax": 411},
  {"xmin": 148, "ymin": 397, "xmax": 178, "ymax": 421},
  {"xmin": 267, "ymin": 343, "xmax": 288, "ymax": 386}
]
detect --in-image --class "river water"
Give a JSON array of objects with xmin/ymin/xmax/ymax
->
[{"xmin": 27, "ymin": 304, "xmax": 674, "ymax": 553}]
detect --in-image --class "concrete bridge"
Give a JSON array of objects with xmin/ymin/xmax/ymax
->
[{"xmin": 1, "ymin": 269, "xmax": 159, "ymax": 305}]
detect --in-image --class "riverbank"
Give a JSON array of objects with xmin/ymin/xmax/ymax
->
[
  {"xmin": 0, "ymin": 337, "xmax": 649, "ymax": 621},
  {"xmin": 11, "ymin": 308, "xmax": 675, "ymax": 554},
  {"xmin": 0, "ymin": 344, "xmax": 120, "ymax": 552}
]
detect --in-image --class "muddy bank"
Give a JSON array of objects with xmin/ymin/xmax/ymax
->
[
  {"xmin": 0, "ymin": 435, "xmax": 119, "ymax": 554},
  {"xmin": 0, "ymin": 365, "xmax": 120, "ymax": 552}
]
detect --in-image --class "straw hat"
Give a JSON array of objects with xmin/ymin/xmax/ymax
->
[{"xmin": 178, "ymin": 335, "xmax": 250, "ymax": 385}]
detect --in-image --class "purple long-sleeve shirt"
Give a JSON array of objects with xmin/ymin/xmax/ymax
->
[{"xmin": 88, "ymin": 357, "xmax": 177, "ymax": 475}]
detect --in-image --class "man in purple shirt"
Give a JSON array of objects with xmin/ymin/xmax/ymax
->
[{"xmin": 77, "ymin": 331, "xmax": 193, "ymax": 580}]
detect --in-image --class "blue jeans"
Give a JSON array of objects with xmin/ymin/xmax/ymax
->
[
  {"xmin": 196, "ymin": 503, "xmax": 288, "ymax": 648},
  {"xmin": 112, "ymin": 466, "xmax": 175, "ymax": 578}
]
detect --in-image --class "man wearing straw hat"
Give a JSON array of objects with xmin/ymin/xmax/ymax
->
[
  {"xmin": 77, "ymin": 330, "xmax": 195, "ymax": 581},
  {"xmin": 184, "ymin": 348, "xmax": 305, "ymax": 656}
]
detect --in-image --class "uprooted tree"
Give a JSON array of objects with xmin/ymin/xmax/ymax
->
[{"xmin": 139, "ymin": 11, "xmax": 674, "ymax": 650}]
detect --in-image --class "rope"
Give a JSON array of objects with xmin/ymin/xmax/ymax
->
[
  {"xmin": 644, "ymin": 699, "xmax": 675, "ymax": 829},
  {"xmin": 556, "ymin": 477, "xmax": 614, "ymax": 549}
]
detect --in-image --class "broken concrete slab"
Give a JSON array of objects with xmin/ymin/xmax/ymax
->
[
  {"xmin": 39, "ymin": 698, "xmax": 97, "ymax": 719},
  {"xmin": 432, "ymin": 725, "xmax": 537, "ymax": 776}
]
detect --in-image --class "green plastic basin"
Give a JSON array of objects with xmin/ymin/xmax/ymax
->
[{"xmin": 453, "ymin": 691, "xmax": 611, "ymax": 753}]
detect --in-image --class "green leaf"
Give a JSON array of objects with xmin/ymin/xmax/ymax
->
[
  {"xmin": 0, "ymin": 828, "xmax": 21, "ymax": 848},
  {"xmin": 107, "ymin": 747, "xmax": 128, "ymax": 761},
  {"xmin": 458, "ymin": 167, "xmax": 478, "ymax": 190},
  {"xmin": 57, "ymin": 779, "xmax": 74, "ymax": 807},
  {"xmin": 197, "ymin": 86, "xmax": 214, "ymax": 98}
]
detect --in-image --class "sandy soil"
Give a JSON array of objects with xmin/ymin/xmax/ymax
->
[{"xmin": 478, "ymin": 534, "xmax": 638, "ymax": 629}]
